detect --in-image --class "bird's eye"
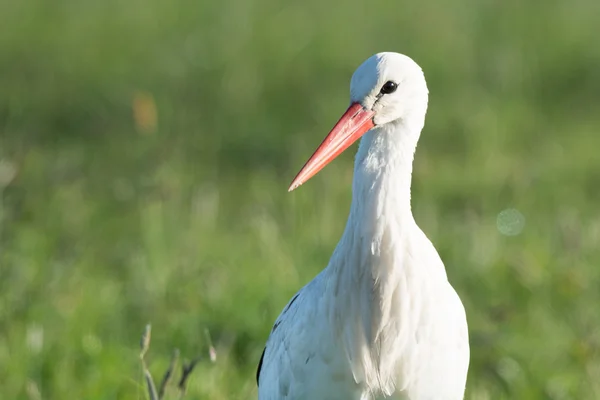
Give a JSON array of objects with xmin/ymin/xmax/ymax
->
[{"xmin": 380, "ymin": 81, "xmax": 398, "ymax": 95}]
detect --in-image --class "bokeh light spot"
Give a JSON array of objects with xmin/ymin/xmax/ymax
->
[{"xmin": 496, "ymin": 208, "xmax": 526, "ymax": 236}]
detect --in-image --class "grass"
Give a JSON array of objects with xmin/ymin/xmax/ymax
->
[
  {"xmin": 1, "ymin": 0, "xmax": 600, "ymax": 398},
  {"xmin": 139, "ymin": 324, "xmax": 208, "ymax": 400}
]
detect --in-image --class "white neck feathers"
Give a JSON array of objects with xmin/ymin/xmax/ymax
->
[{"xmin": 324, "ymin": 119, "xmax": 425, "ymax": 395}]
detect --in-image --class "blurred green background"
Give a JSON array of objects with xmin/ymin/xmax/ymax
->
[{"xmin": 1, "ymin": 0, "xmax": 600, "ymax": 398}]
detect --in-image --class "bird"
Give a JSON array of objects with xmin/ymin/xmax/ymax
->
[{"xmin": 256, "ymin": 52, "xmax": 470, "ymax": 400}]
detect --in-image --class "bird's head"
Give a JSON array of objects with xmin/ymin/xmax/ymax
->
[{"xmin": 289, "ymin": 52, "xmax": 428, "ymax": 192}]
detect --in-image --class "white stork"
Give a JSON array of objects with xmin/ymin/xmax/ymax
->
[{"xmin": 256, "ymin": 52, "xmax": 469, "ymax": 400}]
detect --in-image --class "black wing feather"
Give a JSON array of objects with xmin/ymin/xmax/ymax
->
[{"xmin": 256, "ymin": 347, "xmax": 266, "ymax": 386}]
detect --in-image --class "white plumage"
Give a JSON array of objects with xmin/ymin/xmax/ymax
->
[{"xmin": 257, "ymin": 52, "xmax": 469, "ymax": 400}]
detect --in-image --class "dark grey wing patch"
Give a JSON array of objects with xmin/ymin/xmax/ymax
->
[
  {"xmin": 272, "ymin": 320, "xmax": 281, "ymax": 332},
  {"xmin": 256, "ymin": 347, "xmax": 266, "ymax": 386}
]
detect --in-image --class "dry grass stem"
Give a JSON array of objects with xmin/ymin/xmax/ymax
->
[
  {"xmin": 178, "ymin": 357, "xmax": 201, "ymax": 396},
  {"xmin": 158, "ymin": 349, "xmax": 180, "ymax": 399},
  {"xmin": 139, "ymin": 325, "xmax": 203, "ymax": 400}
]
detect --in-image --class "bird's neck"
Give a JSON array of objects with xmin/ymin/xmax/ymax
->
[
  {"xmin": 330, "ymin": 118, "xmax": 423, "ymax": 275},
  {"xmin": 325, "ymin": 119, "xmax": 425, "ymax": 392},
  {"xmin": 327, "ymin": 118, "xmax": 424, "ymax": 310},
  {"xmin": 352, "ymin": 120, "xmax": 419, "ymax": 223},
  {"xmin": 329, "ymin": 118, "xmax": 423, "ymax": 285}
]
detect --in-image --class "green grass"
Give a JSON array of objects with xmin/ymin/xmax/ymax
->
[{"xmin": 1, "ymin": 0, "xmax": 600, "ymax": 398}]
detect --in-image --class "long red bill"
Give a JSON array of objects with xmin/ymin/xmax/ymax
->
[{"xmin": 288, "ymin": 103, "xmax": 375, "ymax": 192}]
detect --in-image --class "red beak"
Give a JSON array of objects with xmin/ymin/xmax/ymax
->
[{"xmin": 288, "ymin": 103, "xmax": 375, "ymax": 191}]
